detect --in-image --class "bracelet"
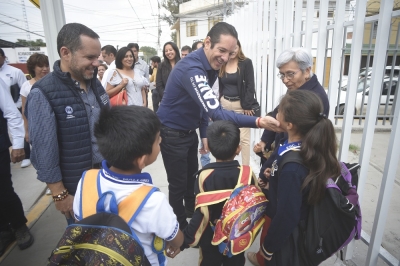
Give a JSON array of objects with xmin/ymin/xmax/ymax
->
[
  {"xmin": 256, "ymin": 117, "xmax": 261, "ymax": 128},
  {"xmin": 52, "ymin": 189, "xmax": 69, "ymax": 202}
]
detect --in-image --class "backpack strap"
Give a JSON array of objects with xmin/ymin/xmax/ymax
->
[
  {"xmin": 80, "ymin": 169, "xmax": 101, "ymax": 219},
  {"xmin": 80, "ymin": 169, "xmax": 158, "ymax": 224},
  {"xmin": 235, "ymin": 165, "xmax": 252, "ymax": 188},
  {"xmin": 278, "ymin": 151, "xmax": 304, "ymax": 170},
  {"xmin": 119, "ymin": 185, "xmax": 158, "ymax": 224},
  {"xmin": 195, "ymin": 165, "xmax": 252, "ymax": 208}
]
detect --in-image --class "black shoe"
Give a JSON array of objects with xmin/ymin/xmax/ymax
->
[
  {"xmin": 14, "ymin": 225, "xmax": 34, "ymax": 250},
  {"xmin": 0, "ymin": 230, "xmax": 15, "ymax": 257}
]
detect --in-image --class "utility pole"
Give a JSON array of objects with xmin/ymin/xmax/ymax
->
[
  {"xmin": 21, "ymin": 0, "xmax": 31, "ymax": 40},
  {"xmin": 223, "ymin": 0, "xmax": 227, "ymax": 17},
  {"xmin": 157, "ymin": 0, "xmax": 161, "ymax": 54}
]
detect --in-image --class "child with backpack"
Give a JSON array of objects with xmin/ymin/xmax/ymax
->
[
  {"xmin": 258, "ymin": 90, "xmax": 342, "ymax": 265},
  {"xmin": 72, "ymin": 106, "xmax": 183, "ymax": 266},
  {"xmin": 170, "ymin": 120, "xmax": 263, "ymax": 266}
]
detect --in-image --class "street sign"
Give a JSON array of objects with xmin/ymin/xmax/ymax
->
[{"xmin": 29, "ymin": 0, "xmax": 40, "ymax": 8}]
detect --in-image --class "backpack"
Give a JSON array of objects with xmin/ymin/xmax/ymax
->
[
  {"xmin": 279, "ymin": 152, "xmax": 362, "ymax": 266},
  {"xmin": 48, "ymin": 169, "xmax": 164, "ymax": 266},
  {"xmin": 195, "ymin": 165, "xmax": 268, "ymax": 257}
]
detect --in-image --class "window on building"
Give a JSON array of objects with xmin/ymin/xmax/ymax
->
[
  {"xmin": 186, "ymin": 21, "xmax": 198, "ymax": 37},
  {"xmin": 208, "ymin": 17, "xmax": 223, "ymax": 30}
]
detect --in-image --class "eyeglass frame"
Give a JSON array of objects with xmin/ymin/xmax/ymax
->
[{"xmin": 277, "ymin": 70, "xmax": 301, "ymax": 80}]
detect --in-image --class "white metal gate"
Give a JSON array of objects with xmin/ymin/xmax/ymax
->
[{"xmin": 225, "ymin": 0, "xmax": 400, "ymax": 265}]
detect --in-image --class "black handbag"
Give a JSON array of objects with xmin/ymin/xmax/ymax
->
[
  {"xmin": 241, "ymin": 72, "xmax": 262, "ymax": 117},
  {"xmin": 10, "ymin": 83, "xmax": 21, "ymax": 103},
  {"xmin": 251, "ymin": 101, "xmax": 261, "ymax": 117}
]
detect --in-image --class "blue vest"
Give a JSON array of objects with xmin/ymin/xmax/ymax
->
[
  {"xmin": 0, "ymin": 109, "xmax": 12, "ymax": 152},
  {"xmin": 34, "ymin": 61, "xmax": 109, "ymax": 195}
]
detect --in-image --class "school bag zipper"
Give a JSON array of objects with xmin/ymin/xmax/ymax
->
[{"xmin": 54, "ymin": 243, "xmax": 133, "ymax": 266}]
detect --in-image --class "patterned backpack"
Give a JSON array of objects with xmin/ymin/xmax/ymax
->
[
  {"xmin": 195, "ymin": 165, "xmax": 268, "ymax": 257},
  {"xmin": 48, "ymin": 170, "xmax": 165, "ymax": 266}
]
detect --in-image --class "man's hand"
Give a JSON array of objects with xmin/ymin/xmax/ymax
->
[
  {"xmin": 54, "ymin": 194, "xmax": 75, "ymax": 219},
  {"xmin": 199, "ymin": 138, "xmax": 209, "ymax": 155},
  {"xmin": 11, "ymin": 148, "xmax": 25, "ymax": 163},
  {"xmin": 259, "ymin": 116, "xmax": 283, "ymax": 132}
]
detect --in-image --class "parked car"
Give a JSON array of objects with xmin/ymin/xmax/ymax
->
[
  {"xmin": 337, "ymin": 76, "xmax": 398, "ymax": 116},
  {"xmin": 358, "ymin": 66, "xmax": 400, "ymax": 79}
]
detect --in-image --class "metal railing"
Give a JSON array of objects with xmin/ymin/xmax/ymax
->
[{"xmin": 225, "ymin": 0, "xmax": 400, "ymax": 265}]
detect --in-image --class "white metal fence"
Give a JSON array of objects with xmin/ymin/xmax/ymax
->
[{"xmin": 225, "ymin": 0, "xmax": 400, "ymax": 265}]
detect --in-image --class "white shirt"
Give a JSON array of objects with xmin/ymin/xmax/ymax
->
[
  {"xmin": 106, "ymin": 68, "xmax": 149, "ymax": 106},
  {"xmin": 135, "ymin": 58, "xmax": 149, "ymax": 81},
  {"xmin": 73, "ymin": 165, "xmax": 179, "ymax": 266},
  {"xmin": 0, "ymin": 79, "xmax": 24, "ymax": 149},
  {"xmin": 0, "ymin": 63, "xmax": 27, "ymax": 109},
  {"xmin": 101, "ymin": 60, "xmax": 116, "ymax": 89},
  {"xmin": 20, "ymin": 80, "xmax": 33, "ymax": 98}
]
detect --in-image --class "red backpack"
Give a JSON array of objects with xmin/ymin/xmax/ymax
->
[{"xmin": 195, "ymin": 165, "xmax": 268, "ymax": 257}]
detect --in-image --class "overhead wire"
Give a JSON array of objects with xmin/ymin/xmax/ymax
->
[
  {"xmin": 127, "ymin": 0, "xmax": 146, "ymax": 29},
  {"xmin": 0, "ymin": 19, "xmax": 44, "ymax": 37}
]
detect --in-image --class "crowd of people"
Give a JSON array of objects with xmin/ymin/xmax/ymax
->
[{"xmin": 0, "ymin": 21, "xmax": 343, "ymax": 266}]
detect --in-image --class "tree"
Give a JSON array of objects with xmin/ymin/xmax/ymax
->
[
  {"xmin": 161, "ymin": 0, "xmax": 190, "ymax": 26},
  {"xmin": 170, "ymin": 32, "xmax": 177, "ymax": 43},
  {"xmin": 15, "ymin": 39, "xmax": 46, "ymax": 47},
  {"xmin": 140, "ymin": 46, "xmax": 157, "ymax": 62}
]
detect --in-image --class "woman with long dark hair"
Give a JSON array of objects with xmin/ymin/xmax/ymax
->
[
  {"xmin": 105, "ymin": 47, "xmax": 149, "ymax": 106},
  {"xmin": 259, "ymin": 90, "xmax": 340, "ymax": 265},
  {"xmin": 218, "ymin": 40, "xmax": 257, "ymax": 165},
  {"xmin": 154, "ymin": 41, "xmax": 180, "ymax": 112}
]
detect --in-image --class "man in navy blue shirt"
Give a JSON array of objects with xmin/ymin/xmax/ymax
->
[{"xmin": 157, "ymin": 22, "xmax": 281, "ymax": 229}]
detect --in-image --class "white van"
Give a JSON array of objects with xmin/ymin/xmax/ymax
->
[{"xmin": 337, "ymin": 76, "xmax": 398, "ymax": 116}]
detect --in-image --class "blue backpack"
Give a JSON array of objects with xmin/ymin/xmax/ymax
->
[{"xmin": 48, "ymin": 169, "xmax": 165, "ymax": 266}]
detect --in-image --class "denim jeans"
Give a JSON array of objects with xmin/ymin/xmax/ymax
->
[
  {"xmin": 200, "ymin": 120, "xmax": 212, "ymax": 167},
  {"xmin": 160, "ymin": 125, "xmax": 198, "ymax": 229}
]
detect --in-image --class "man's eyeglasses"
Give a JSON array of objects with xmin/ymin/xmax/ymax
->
[{"xmin": 277, "ymin": 70, "xmax": 300, "ymax": 80}]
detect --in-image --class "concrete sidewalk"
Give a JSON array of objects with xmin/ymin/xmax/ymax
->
[{"xmin": 0, "ymin": 130, "xmax": 399, "ymax": 265}]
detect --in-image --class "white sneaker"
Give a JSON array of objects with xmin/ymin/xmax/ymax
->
[{"xmin": 21, "ymin": 159, "xmax": 31, "ymax": 168}]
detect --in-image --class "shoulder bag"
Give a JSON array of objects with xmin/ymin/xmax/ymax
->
[{"xmin": 109, "ymin": 70, "xmax": 128, "ymax": 106}]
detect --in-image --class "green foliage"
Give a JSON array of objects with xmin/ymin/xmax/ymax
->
[
  {"xmin": 16, "ymin": 39, "xmax": 46, "ymax": 47},
  {"xmin": 161, "ymin": 0, "xmax": 190, "ymax": 26},
  {"xmin": 170, "ymin": 32, "xmax": 177, "ymax": 43},
  {"xmin": 349, "ymin": 144, "xmax": 360, "ymax": 154},
  {"xmin": 140, "ymin": 46, "xmax": 157, "ymax": 62}
]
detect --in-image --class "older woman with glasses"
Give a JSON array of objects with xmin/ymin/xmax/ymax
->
[{"xmin": 248, "ymin": 47, "xmax": 329, "ymax": 266}]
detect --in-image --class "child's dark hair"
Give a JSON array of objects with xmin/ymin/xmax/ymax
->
[
  {"xmin": 94, "ymin": 106, "xmax": 161, "ymax": 170},
  {"xmin": 279, "ymin": 90, "xmax": 341, "ymax": 205},
  {"xmin": 207, "ymin": 121, "xmax": 240, "ymax": 160}
]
